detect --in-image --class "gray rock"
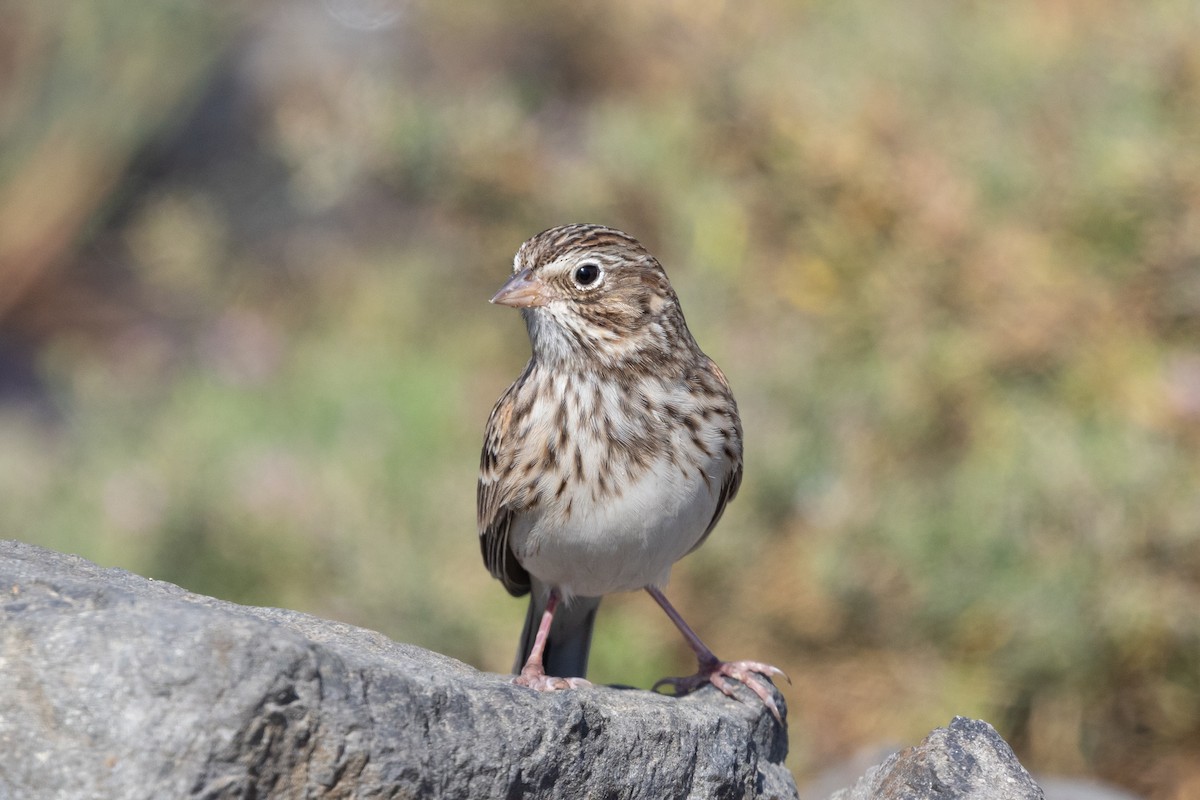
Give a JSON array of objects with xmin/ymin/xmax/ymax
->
[
  {"xmin": 0, "ymin": 540, "xmax": 797, "ymax": 799},
  {"xmin": 827, "ymin": 716, "xmax": 1045, "ymax": 800}
]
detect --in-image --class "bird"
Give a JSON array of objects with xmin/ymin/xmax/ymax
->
[{"xmin": 477, "ymin": 223, "xmax": 785, "ymax": 720}]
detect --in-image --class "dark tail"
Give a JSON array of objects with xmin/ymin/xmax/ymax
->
[{"xmin": 514, "ymin": 580, "xmax": 602, "ymax": 679}]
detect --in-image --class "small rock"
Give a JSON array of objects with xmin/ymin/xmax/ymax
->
[{"xmin": 827, "ymin": 716, "xmax": 1045, "ymax": 800}]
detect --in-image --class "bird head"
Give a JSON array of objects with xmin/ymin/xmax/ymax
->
[{"xmin": 491, "ymin": 224, "xmax": 690, "ymax": 369}]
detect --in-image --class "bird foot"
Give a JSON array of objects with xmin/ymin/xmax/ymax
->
[
  {"xmin": 653, "ymin": 658, "xmax": 789, "ymax": 723},
  {"xmin": 512, "ymin": 664, "xmax": 592, "ymax": 692}
]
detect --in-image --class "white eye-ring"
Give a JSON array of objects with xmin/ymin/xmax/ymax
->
[{"xmin": 572, "ymin": 262, "xmax": 602, "ymax": 287}]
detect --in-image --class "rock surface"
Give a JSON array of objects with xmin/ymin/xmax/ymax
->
[
  {"xmin": 1, "ymin": 540, "xmax": 1052, "ymax": 800},
  {"xmin": 827, "ymin": 716, "xmax": 1045, "ymax": 800},
  {"xmin": 0, "ymin": 540, "xmax": 796, "ymax": 799}
]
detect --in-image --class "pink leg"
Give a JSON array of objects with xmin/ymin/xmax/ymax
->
[
  {"xmin": 512, "ymin": 589, "xmax": 591, "ymax": 691},
  {"xmin": 646, "ymin": 586, "xmax": 788, "ymax": 723}
]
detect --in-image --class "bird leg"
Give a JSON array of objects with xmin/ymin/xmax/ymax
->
[
  {"xmin": 512, "ymin": 588, "xmax": 592, "ymax": 691},
  {"xmin": 646, "ymin": 585, "xmax": 788, "ymax": 723}
]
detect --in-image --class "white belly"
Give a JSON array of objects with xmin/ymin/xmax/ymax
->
[
  {"xmin": 509, "ymin": 452, "xmax": 722, "ymax": 599},
  {"xmin": 500, "ymin": 366, "xmax": 737, "ymax": 600}
]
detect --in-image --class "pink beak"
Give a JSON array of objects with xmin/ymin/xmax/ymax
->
[{"xmin": 490, "ymin": 268, "xmax": 549, "ymax": 308}]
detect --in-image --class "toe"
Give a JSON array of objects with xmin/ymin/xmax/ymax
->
[
  {"xmin": 512, "ymin": 670, "xmax": 592, "ymax": 692},
  {"xmin": 707, "ymin": 671, "xmax": 739, "ymax": 699},
  {"xmin": 654, "ymin": 658, "xmax": 787, "ymax": 723},
  {"xmin": 737, "ymin": 673, "xmax": 784, "ymax": 724},
  {"xmin": 711, "ymin": 660, "xmax": 787, "ymax": 723}
]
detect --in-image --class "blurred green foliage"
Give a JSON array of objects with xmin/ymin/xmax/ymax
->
[{"xmin": 2, "ymin": 0, "xmax": 1199, "ymax": 795}]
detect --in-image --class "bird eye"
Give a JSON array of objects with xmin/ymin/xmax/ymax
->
[{"xmin": 573, "ymin": 262, "xmax": 601, "ymax": 287}]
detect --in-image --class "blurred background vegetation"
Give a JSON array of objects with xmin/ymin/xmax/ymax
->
[{"xmin": 2, "ymin": 0, "xmax": 1198, "ymax": 795}]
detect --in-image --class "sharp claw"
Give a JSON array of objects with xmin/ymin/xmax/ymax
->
[
  {"xmin": 729, "ymin": 670, "xmax": 784, "ymax": 724},
  {"xmin": 740, "ymin": 661, "xmax": 788, "ymax": 680},
  {"xmin": 759, "ymin": 691, "xmax": 783, "ymax": 724}
]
